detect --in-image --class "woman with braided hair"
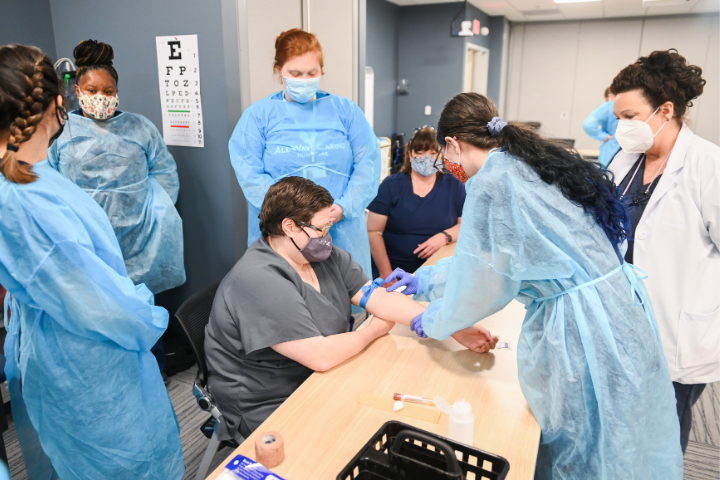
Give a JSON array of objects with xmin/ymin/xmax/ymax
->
[
  {"xmin": 48, "ymin": 39, "xmax": 185, "ymax": 296},
  {"xmin": 0, "ymin": 45, "xmax": 184, "ymax": 479},
  {"xmin": 386, "ymin": 92, "xmax": 683, "ymax": 478}
]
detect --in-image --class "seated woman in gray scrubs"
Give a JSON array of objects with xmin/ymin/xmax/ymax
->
[{"xmin": 205, "ymin": 177, "xmax": 498, "ymax": 440}]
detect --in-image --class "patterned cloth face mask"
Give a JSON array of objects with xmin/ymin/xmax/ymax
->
[
  {"xmin": 444, "ymin": 150, "xmax": 469, "ymax": 183},
  {"xmin": 78, "ymin": 92, "xmax": 119, "ymax": 120},
  {"xmin": 411, "ymin": 155, "xmax": 437, "ymax": 177}
]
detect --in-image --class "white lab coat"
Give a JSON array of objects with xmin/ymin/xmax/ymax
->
[{"xmin": 608, "ymin": 123, "xmax": 720, "ymax": 384}]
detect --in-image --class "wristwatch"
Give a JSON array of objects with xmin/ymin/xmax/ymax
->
[{"xmin": 442, "ymin": 231, "xmax": 452, "ymax": 244}]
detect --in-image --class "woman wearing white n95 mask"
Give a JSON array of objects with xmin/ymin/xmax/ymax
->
[{"xmin": 608, "ymin": 49, "xmax": 719, "ymax": 454}]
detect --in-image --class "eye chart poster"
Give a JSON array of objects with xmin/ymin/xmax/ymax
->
[{"xmin": 155, "ymin": 35, "xmax": 204, "ymax": 147}]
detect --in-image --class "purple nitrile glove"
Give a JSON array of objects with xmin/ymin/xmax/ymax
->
[
  {"xmin": 410, "ymin": 312, "xmax": 428, "ymax": 338},
  {"xmin": 384, "ymin": 268, "xmax": 418, "ymax": 296}
]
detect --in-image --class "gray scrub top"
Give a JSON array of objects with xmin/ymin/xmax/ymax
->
[{"xmin": 204, "ymin": 237, "xmax": 369, "ymax": 440}]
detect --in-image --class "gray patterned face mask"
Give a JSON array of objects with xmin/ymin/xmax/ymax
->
[
  {"xmin": 291, "ymin": 223, "xmax": 333, "ymax": 263},
  {"xmin": 411, "ymin": 155, "xmax": 436, "ymax": 177}
]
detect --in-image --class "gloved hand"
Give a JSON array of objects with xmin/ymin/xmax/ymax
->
[
  {"xmin": 410, "ymin": 312, "xmax": 428, "ymax": 338},
  {"xmin": 384, "ymin": 268, "xmax": 419, "ymax": 295}
]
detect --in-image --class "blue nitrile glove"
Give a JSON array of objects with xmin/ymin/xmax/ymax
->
[
  {"xmin": 384, "ymin": 268, "xmax": 419, "ymax": 296},
  {"xmin": 410, "ymin": 313, "xmax": 428, "ymax": 338}
]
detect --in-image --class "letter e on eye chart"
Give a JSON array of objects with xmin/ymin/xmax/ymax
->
[{"xmin": 155, "ymin": 35, "xmax": 205, "ymax": 147}]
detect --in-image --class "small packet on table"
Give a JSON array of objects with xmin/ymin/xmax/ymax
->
[{"xmin": 217, "ymin": 454, "xmax": 286, "ymax": 480}]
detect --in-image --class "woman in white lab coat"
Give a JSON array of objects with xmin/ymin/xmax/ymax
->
[{"xmin": 608, "ymin": 49, "xmax": 719, "ymax": 454}]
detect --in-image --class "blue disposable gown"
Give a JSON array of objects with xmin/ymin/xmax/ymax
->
[
  {"xmin": 48, "ymin": 111, "xmax": 186, "ymax": 294},
  {"xmin": 0, "ymin": 161, "xmax": 184, "ymax": 479},
  {"xmin": 229, "ymin": 91, "xmax": 381, "ymax": 276},
  {"xmin": 582, "ymin": 101, "xmax": 621, "ymax": 168},
  {"xmin": 414, "ymin": 152, "xmax": 682, "ymax": 479}
]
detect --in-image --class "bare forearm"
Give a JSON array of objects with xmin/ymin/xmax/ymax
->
[
  {"xmin": 364, "ymin": 289, "xmax": 425, "ymax": 326},
  {"xmin": 307, "ymin": 325, "xmax": 382, "ymax": 372},
  {"xmin": 369, "ymin": 234, "xmax": 392, "ymax": 277}
]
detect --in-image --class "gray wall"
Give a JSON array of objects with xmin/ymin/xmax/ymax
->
[
  {"xmin": 366, "ymin": 0, "xmax": 400, "ymax": 138},
  {"xmin": 49, "ymin": 0, "xmax": 246, "ymax": 313},
  {"xmin": 506, "ymin": 13, "xmax": 720, "ymax": 149},
  {"xmin": 0, "ymin": 0, "xmax": 56, "ymax": 58}
]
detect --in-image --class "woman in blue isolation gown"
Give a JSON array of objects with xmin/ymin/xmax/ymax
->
[
  {"xmin": 388, "ymin": 93, "xmax": 682, "ymax": 479},
  {"xmin": 229, "ymin": 29, "xmax": 380, "ymax": 277},
  {"xmin": 48, "ymin": 39, "xmax": 185, "ymax": 295},
  {"xmin": 0, "ymin": 45, "xmax": 183, "ymax": 480}
]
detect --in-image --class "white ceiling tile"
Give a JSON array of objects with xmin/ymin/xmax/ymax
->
[
  {"xmin": 507, "ymin": 0, "xmax": 557, "ymax": 8},
  {"xmin": 470, "ymin": 0, "xmax": 521, "ymax": 16},
  {"xmin": 691, "ymin": 0, "xmax": 720, "ymax": 12},
  {"xmin": 603, "ymin": 0, "xmax": 648, "ymax": 17},
  {"xmin": 558, "ymin": 1, "xmax": 604, "ymax": 18}
]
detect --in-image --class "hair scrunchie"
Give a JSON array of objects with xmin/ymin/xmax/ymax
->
[{"xmin": 487, "ymin": 116, "xmax": 508, "ymax": 137}]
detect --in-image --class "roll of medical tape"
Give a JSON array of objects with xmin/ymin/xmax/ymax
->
[{"xmin": 254, "ymin": 431, "xmax": 285, "ymax": 468}]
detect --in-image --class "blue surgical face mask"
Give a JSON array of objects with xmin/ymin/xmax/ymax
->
[
  {"xmin": 283, "ymin": 76, "xmax": 321, "ymax": 103},
  {"xmin": 411, "ymin": 155, "xmax": 437, "ymax": 177}
]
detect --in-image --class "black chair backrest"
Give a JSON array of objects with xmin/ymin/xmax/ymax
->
[{"xmin": 174, "ymin": 282, "xmax": 220, "ymax": 387}]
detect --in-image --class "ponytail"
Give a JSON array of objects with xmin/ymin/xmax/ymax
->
[
  {"xmin": 1, "ymin": 145, "xmax": 36, "ymax": 184},
  {"xmin": 437, "ymin": 93, "xmax": 630, "ymax": 247}
]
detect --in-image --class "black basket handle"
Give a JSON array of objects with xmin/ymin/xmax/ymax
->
[{"xmin": 390, "ymin": 429, "xmax": 462, "ymax": 477}]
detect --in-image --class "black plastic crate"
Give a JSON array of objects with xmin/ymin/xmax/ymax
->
[{"xmin": 337, "ymin": 421, "xmax": 510, "ymax": 480}]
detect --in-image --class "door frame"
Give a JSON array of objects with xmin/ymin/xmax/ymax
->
[{"xmin": 462, "ymin": 42, "xmax": 490, "ymax": 95}]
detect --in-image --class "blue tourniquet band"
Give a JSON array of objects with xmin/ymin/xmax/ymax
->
[{"xmin": 360, "ymin": 277, "xmax": 385, "ymax": 309}]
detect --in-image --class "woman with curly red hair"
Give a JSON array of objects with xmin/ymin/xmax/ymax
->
[{"xmin": 608, "ymin": 49, "xmax": 719, "ymax": 454}]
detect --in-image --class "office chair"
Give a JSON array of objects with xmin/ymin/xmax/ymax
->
[{"xmin": 174, "ymin": 282, "xmax": 243, "ymax": 480}]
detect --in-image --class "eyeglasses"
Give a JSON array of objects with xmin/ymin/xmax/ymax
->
[{"xmin": 296, "ymin": 220, "xmax": 333, "ymax": 236}]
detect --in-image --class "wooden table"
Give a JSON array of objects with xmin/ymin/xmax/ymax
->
[{"xmin": 207, "ymin": 244, "xmax": 540, "ymax": 479}]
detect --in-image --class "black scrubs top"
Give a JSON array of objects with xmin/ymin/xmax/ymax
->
[
  {"xmin": 618, "ymin": 155, "xmax": 662, "ymax": 264},
  {"xmin": 204, "ymin": 237, "xmax": 369, "ymax": 440}
]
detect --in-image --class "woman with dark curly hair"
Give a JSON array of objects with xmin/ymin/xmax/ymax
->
[
  {"xmin": 385, "ymin": 92, "xmax": 683, "ymax": 478},
  {"xmin": 608, "ymin": 49, "xmax": 719, "ymax": 454}
]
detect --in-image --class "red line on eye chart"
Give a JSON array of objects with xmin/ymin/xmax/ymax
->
[{"xmin": 170, "ymin": 125, "xmax": 190, "ymax": 128}]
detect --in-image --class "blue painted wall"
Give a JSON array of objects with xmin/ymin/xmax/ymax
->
[
  {"xmin": 0, "ymin": 0, "xmax": 56, "ymax": 59},
  {"xmin": 48, "ymin": 0, "xmax": 246, "ymax": 313},
  {"xmin": 464, "ymin": 3, "xmax": 505, "ymax": 106},
  {"xmin": 393, "ymin": 2, "xmax": 505, "ymax": 139},
  {"xmin": 366, "ymin": 0, "xmax": 400, "ymax": 138}
]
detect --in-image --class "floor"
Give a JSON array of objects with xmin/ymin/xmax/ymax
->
[{"xmin": 2, "ymin": 371, "xmax": 719, "ymax": 479}]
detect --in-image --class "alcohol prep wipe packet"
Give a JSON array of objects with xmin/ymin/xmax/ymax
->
[{"xmin": 216, "ymin": 455, "xmax": 287, "ymax": 480}]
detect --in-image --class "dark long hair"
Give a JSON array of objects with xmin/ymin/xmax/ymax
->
[{"xmin": 437, "ymin": 93, "xmax": 630, "ymax": 248}]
